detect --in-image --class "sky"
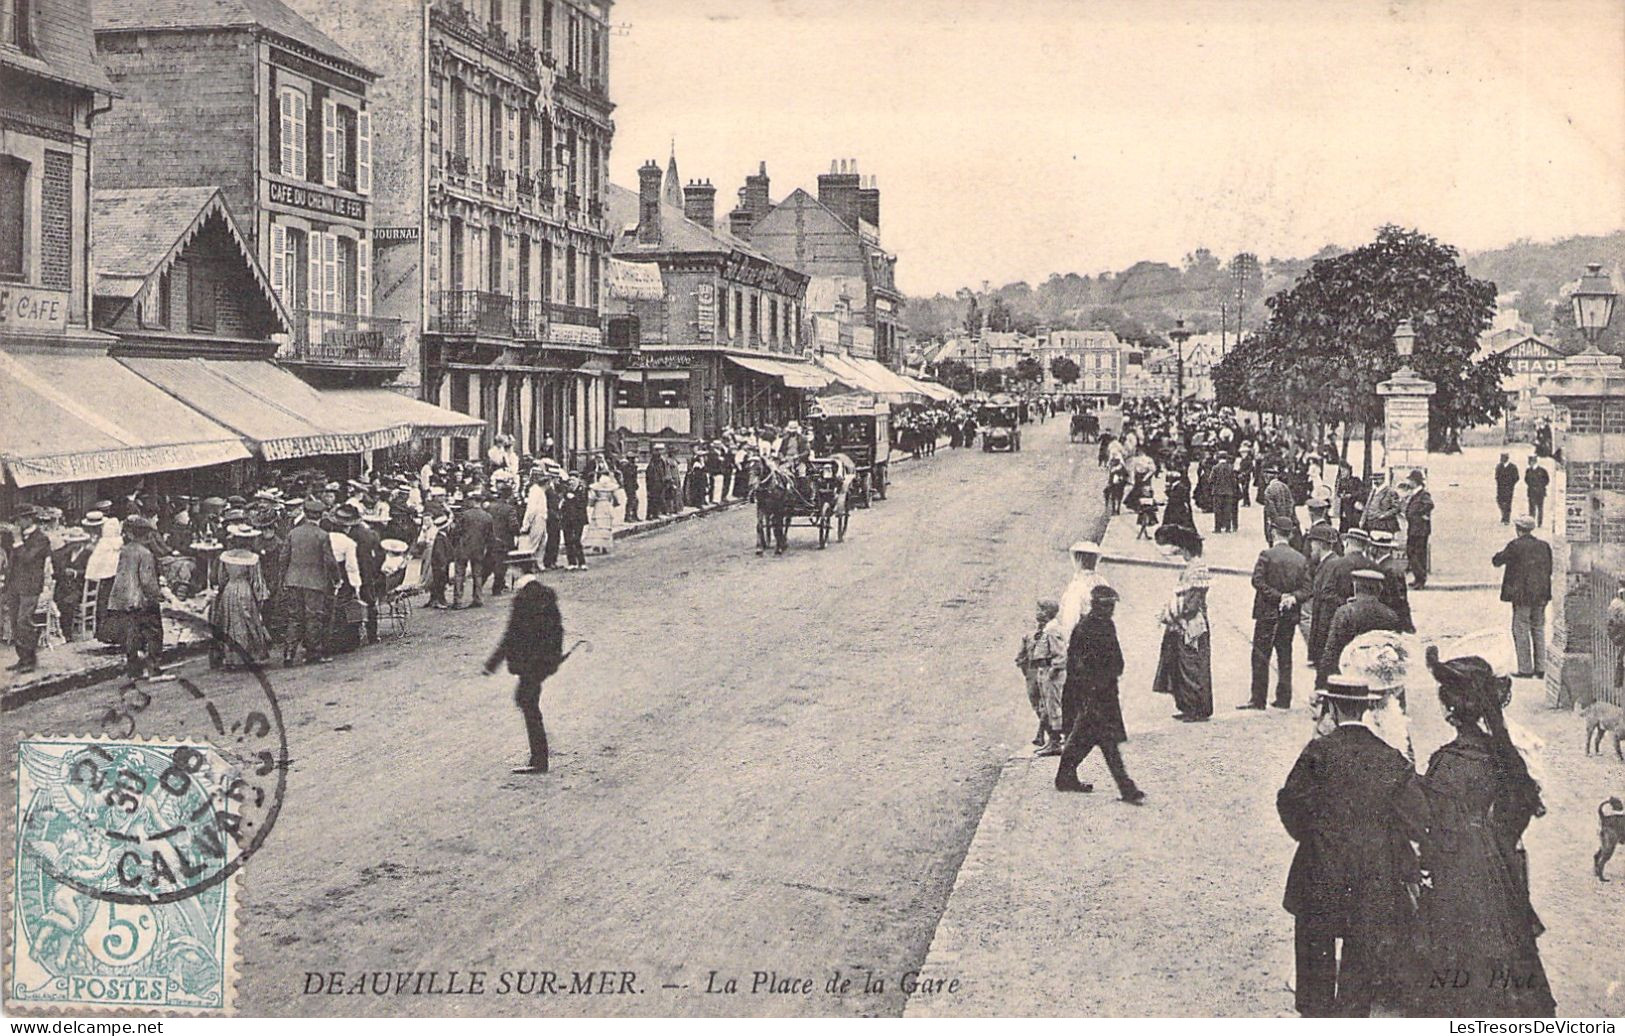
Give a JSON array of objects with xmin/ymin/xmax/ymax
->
[{"xmin": 608, "ymin": 0, "xmax": 1625, "ymax": 297}]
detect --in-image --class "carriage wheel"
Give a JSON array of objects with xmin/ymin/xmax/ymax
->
[
  {"xmin": 817, "ymin": 513, "xmax": 830, "ymax": 548},
  {"xmin": 837, "ymin": 508, "xmax": 849, "ymax": 541},
  {"xmin": 876, "ymin": 464, "xmax": 888, "ymax": 500},
  {"xmin": 858, "ymin": 473, "xmax": 872, "ymax": 509}
]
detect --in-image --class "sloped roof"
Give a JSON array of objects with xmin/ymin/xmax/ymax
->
[
  {"xmin": 606, "ymin": 183, "xmax": 794, "ymax": 273},
  {"xmin": 0, "ymin": 0, "xmax": 116, "ymax": 93},
  {"xmin": 93, "ymin": 0, "xmax": 374, "ymax": 77}
]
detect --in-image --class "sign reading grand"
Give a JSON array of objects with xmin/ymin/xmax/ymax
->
[
  {"xmin": 268, "ymin": 180, "xmax": 367, "ymax": 221},
  {"xmin": 0, "ymin": 286, "xmax": 69, "ymax": 334}
]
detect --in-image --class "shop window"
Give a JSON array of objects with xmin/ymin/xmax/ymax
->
[
  {"xmin": 646, "ymin": 374, "xmax": 689, "ymax": 409},
  {"xmin": 614, "ymin": 375, "xmax": 643, "ymax": 409},
  {"xmin": 0, "ymin": 155, "xmax": 25, "ymax": 280}
]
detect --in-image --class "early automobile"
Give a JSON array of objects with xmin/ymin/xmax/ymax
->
[
  {"xmin": 809, "ymin": 393, "xmax": 891, "ymax": 506},
  {"xmin": 978, "ymin": 395, "xmax": 1022, "ymax": 452}
]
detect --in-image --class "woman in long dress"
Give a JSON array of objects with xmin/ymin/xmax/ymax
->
[
  {"xmin": 87, "ymin": 513, "xmax": 125, "ymax": 646},
  {"xmin": 1398, "ymin": 648, "xmax": 1555, "ymax": 1016},
  {"xmin": 208, "ymin": 549, "xmax": 271, "ymax": 669},
  {"xmin": 584, "ymin": 468, "xmax": 625, "ymax": 555},
  {"xmin": 1151, "ymin": 524, "xmax": 1212, "ymax": 720}
]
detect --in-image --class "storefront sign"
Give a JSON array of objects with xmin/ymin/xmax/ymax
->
[
  {"xmin": 0, "ymin": 286, "xmax": 69, "ymax": 334},
  {"xmin": 695, "ymin": 283, "xmax": 716, "ymax": 341},
  {"xmin": 723, "ymin": 253, "xmax": 805, "ymax": 297},
  {"xmin": 268, "ymin": 180, "xmax": 367, "ymax": 221},
  {"xmin": 551, "ymin": 324, "xmax": 603, "ymax": 347},
  {"xmin": 373, "ymin": 226, "xmax": 420, "ymax": 242}
]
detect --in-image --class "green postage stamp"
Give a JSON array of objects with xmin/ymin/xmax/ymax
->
[{"xmin": 9, "ymin": 737, "xmax": 241, "ymax": 1013}]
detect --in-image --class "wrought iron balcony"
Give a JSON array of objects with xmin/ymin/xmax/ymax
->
[
  {"xmin": 432, "ymin": 290, "xmax": 514, "ymax": 337},
  {"xmin": 565, "ymin": 190, "xmax": 580, "ymax": 213},
  {"xmin": 588, "ymin": 199, "xmax": 603, "ymax": 220},
  {"xmin": 445, "ymin": 151, "xmax": 470, "ymax": 177},
  {"xmin": 485, "ymin": 164, "xmax": 508, "ymax": 192},
  {"xmin": 516, "ymin": 171, "xmax": 535, "ymax": 198},
  {"xmin": 548, "ymin": 302, "xmax": 599, "ymax": 328},
  {"xmin": 510, "ymin": 299, "xmax": 547, "ymax": 338},
  {"xmin": 287, "ymin": 310, "xmax": 406, "ymax": 368}
]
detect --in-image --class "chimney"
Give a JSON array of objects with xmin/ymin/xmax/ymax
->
[
  {"xmin": 857, "ymin": 173, "xmax": 880, "ymax": 228},
  {"xmin": 684, "ymin": 179, "xmax": 716, "ymax": 229},
  {"xmin": 637, "ymin": 160, "xmax": 663, "ymax": 245},
  {"xmin": 743, "ymin": 160, "xmax": 771, "ymax": 218},
  {"xmin": 817, "ymin": 157, "xmax": 863, "ymax": 231}
]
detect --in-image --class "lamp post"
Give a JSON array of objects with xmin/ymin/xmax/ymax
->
[
  {"xmin": 1571, "ymin": 262, "xmax": 1618, "ymax": 356},
  {"xmin": 1168, "ymin": 318, "xmax": 1192, "ymax": 429},
  {"xmin": 1392, "ymin": 318, "xmax": 1417, "ymax": 376}
]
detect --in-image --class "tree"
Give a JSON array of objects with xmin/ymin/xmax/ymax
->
[
  {"xmin": 1050, "ymin": 355, "xmax": 1080, "ymax": 386},
  {"xmin": 1013, "ymin": 356, "xmax": 1045, "ymax": 387},
  {"xmin": 1213, "ymin": 226, "xmax": 1503, "ymax": 473},
  {"xmin": 986, "ymin": 297, "xmax": 1014, "ymax": 332},
  {"xmin": 932, "ymin": 359, "xmax": 976, "ymax": 394}
]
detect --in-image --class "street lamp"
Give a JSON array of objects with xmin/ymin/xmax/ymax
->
[
  {"xmin": 1168, "ymin": 318, "xmax": 1192, "ymax": 428},
  {"xmin": 1570, "ymin": 262, "xmax": 1618, "ymax": 356},
  {"xmin": 1392, "ymin": 318, "xmax": 1416, "ymax": 374}
]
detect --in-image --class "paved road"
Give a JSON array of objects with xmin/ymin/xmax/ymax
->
[{"xmin": 4, "ymin": 418, "xmax": 1103, "ymax": 1017}]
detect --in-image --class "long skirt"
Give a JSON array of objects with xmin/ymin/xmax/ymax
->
[
  {"xmin": 1152, "ymin": 628, "xmax": 1213, "ymax": 717},
  {"xmin": 584, "ymin": 501, "xmax": 616, "ymax": 553},
  {"xmin": 208, "ymin": 582, "xmax": 271, "ymax": 668}
]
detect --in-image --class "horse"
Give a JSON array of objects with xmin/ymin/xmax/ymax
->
[{"xmin": 746, "ymin": 455, "xmax": 796, "ymax": 555}]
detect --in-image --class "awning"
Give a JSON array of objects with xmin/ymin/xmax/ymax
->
[
  {"xmin": 319, "ymin": 388, "xmax": 485, "ymax": 440},
  {"xmin": 119, "ymin": 357, "xmax": 413, "ymax": 461},
  {"xmin": 901, "ymin": 376, "xmax": 958, "ymax": 402},
  {"xmin": 0, "ymin": 348, "xmax": 252, "ymax": 487},
  {"xmin": 815, "ymin": 355, "xmax": 924, "ymax": 404},
  {"xmin": 725, "ymin": 354, "xmax": 833, "ymax": 390}
]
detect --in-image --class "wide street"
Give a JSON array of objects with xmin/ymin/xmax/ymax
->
[{"xmin": 3, "ymin": 417, "xmax": 1099, "ymax": 1017}]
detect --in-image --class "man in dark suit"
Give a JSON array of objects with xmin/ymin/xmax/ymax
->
[
  {"xmin": 280, "ymin": 498, "xmax": 338, "ymax": 665},
  {"xmin": 4, "ymin": 507, "xmax": 51, "ymax": 674},
  {"xmin": 1524, "ymin": 456, "xmax": 1550, "ymax": 527},
  {"xmin": 351, "ymin": 510, "xmax": 385, "ymax": 645},
  {"xmin": 644, "ymin": 449, "xmax": 666, "ymax": 520},
  {"xmin": 618, "ymin": 454, "xmax": 641, "ymax": 523},
  {"xmin": 1494, "ymin": 452, "xmax": 1520, "ymax": 524},
  {"xmin": 1317, "ymin": 570, "xmax": 1402, "ymax": 683},
  {"xmin": 1401, "ymin": 469, "xmax": 1434, "ymax": 588},
  {"xmin": 1245, "ymin": 516, "xmax": 1311, "ymax": 710},
  {"xmin": 1209, "ymin": 453, "xmax": 1239, "ymax": 533},
  {"xmin": 1055, "ymin": 585, "xmax": 1144, "ymax": 804},
  {"xmin": 484, "ymin": 491, "xmax": 520, "ymax": 595},
  {"xmin": 1367, "ymin": 531, "xmax": 1415, "ymax": 634},
  {"xmin": 1493, "ymin": 515, "xmax": 1553, "ymax": 678},
  {"xmin": 483, "ymin": 575, "xmax": 565, "ymax": 774},
  {"xmin": 1303, "ymin": 527, "xmax": 1347, "ymax": 688},
  {"xmin": 1277, "ymin": 675, "xmax": 1418, "ymax": 1017},
  {"xmin": 453, "ymin": 491, "xmax": 495, "ymax": 608}
]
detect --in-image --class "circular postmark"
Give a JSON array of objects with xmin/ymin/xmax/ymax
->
[{"xmin": 18, "ymin": 607, "xmax": 289, "ymax": 906}]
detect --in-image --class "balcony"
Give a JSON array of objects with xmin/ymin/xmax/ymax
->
[
  {"xmin": 549, "ymin": 302, "xmax": 598, "ymax": 328},
  {"xmin": 432, "ymin": 290, "xmax": 514, "ymax": 337},
  {"xmin": 516, "ymin": 171, "xmax": 535, "ymax": 199},
  {"xmin": 511, "ymin": 299, "xmax": 547, "ymax": 338},
  {"xmin": 485, "ymin": 164, "xmax": 508, "ymax": 192},
  {"xmin": 445, "ymin": 151, "xmax": 470, "ymax": 178},
  {"xmin": 564, "ymin": 190, "xmax": 580, "ymax": 214},
  {"xmin": 286, "ymin": 310, "xmax": 406, "ymax": 372},
  {"xmin": 587, "ymin": 199, "xmax": 603, "ymax": 220}
]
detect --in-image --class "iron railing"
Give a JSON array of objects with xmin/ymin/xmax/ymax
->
[
  {"xmin": 445, "ymin": 151, "xmax": 470, "ymax": 177},
  {"xmin": 289, "ymin": 310, "xmax": 406, "ymax": 364},
  {"xmin": 433, "ymin": 290, "xmax": 514, "ymax": 336},
  {"xmin": 549, "ymin": 302, "xmax": 598, "ymax": 328},
  {"xmin": 510, "ymin": 299, "xmax": 547, "ymax": 338}
]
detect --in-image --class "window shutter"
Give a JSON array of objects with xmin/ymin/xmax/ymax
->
[
  {"xmin": 322, "ymin": 98, "xmax": 338, "ymax": 187},
  {"xmin": 357, "ymin": 110, "xmax": 372, "ymax": 194},
  {"xmin": 323, "ymin": 232, "xmax": 340, "ymax": 313},
  {"xmin": 269, "ymin": 223, "xmax": 286, "ymax": 303},
  {"xmin": 357, "ymin": 238, "xmax": 371, "ymax": 317},
  {"xmin": 279, "ymin": 91, "xmax": 295, "ymax": 176},
  {"xmin": 291, "ymin": 93, "xmax": 307, "ymax": 180},
  {"xmin": 307, "ymin": 231, "xmax": 323, "ymax": 315}
]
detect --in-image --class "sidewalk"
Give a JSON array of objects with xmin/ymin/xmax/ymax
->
[{"xmin": 906, "ymin": 455, "xmax": 1619, "ymax": 1016}]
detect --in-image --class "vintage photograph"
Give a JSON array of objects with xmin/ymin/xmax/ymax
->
[{"xmin": 2, "ymin": 0, "xmax": 1623, "ymax": 1022}]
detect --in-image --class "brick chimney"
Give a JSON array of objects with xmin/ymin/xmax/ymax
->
[
  {"xmin": 857, "ymin": 174, "xmax": 880, "ymax": 229},
  {"xmin": 637, "ymin": 160, "xmax": 663, "ymax": 245},
  {"xmin": 684, "ymin": 179, "xmax": 716, "ymax": 229},
  {"xmin": 817, "ymin": 158, "xmax": 863, "ymax": 230},
  {"xmin": 728, "ymin": 201, "xmax": 755, "ymax": 240},
  {"xmin": 743, "ymin": 160, "xmax": 771, "ymax": 218}
]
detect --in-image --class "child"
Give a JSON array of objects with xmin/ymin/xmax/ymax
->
[
  {"xmin": 1103, "ymin": 457, "xmax": 1128, "ymax": 515},
  {"xmin": 1017, "ymin": 599, "xmax": 1066, "ymax": 756}
]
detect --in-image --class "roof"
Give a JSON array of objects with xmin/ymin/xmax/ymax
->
[
  {"xmin": 0, "ymin": 0, "xmax": 116, "ymax": 93},
  {"xmin": 606, "ymin": 183, "xmax": 794, "ymax": 273},
  {"xmin": 92, "ymin": 186, "xmax": 289, "ymax": 333},
  {"xmin": 93, "ymin": 0, "xmax": 374, "ymax": 78}
]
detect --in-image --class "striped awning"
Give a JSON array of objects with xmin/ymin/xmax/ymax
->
[
  {"xmin": 318, "ymin": 388, "xmax": 485, "ymax": 440},
  {"xmin": 725, "ymin": 354, "xmax": 833, "ymax": 390}
]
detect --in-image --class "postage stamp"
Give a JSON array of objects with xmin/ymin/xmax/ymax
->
[{"xmin": 8, "ymin": 737, "xmax": 242, "ymax": 1013}]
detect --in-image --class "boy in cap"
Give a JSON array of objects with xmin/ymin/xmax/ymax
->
[
  {"xmin": 1055, "ymin": 585, "xmax": 1144, "ymax": 803},
  {"xmin": 1016, "ymin": 599, "xmax": 1066, "ymax": 756}
]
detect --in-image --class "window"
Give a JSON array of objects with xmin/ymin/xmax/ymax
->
[
  {"xmin": 518, "ymin": 110, "xmax": 531, "ymax": 175},
  {"xmin": 733, "ymin": 290, "xmax": 742, "ymax": 337},
  {"xmin": 339, "ymin": 235, "xmax": 357, "ymax": 313},
  {"xmin": 356, "ymin": 110, "xmax": 371, "ymax": 194},
  {"xmin": 0, "ymin": 155, "xmax": 25, "ymax": 280},
  {"xmin": 490, "ymin": 0, "xmax": 502, "ymax": 30},
  {"xmin": 517, "ymin": 237, "xmax": 530, "ymax": 301},
  {"xmin": 539, "ymin": 241, "xmax": 551, "ymax": 303},
  {"xmin": 539, "ymin": 116, "xmax": 552, "ymax": 181},
  {"xmin": 3, "ymin": 0, "xmax": 32, "ymax": 50},
  {"xmin": 278, "ymin": 87, "xmax": 307, "ymax": 178},
  {"xmin": 588, "ymin": 253, "xmax": 598, "ymax": 308},
  {"xmin": 542, "ymin": 0, "xmax": 552, "ymax": 52},
  {"xmin": 156, "ymin": 271, "xmax": 171, "ymax": 328},
  {"xmin": 565, "ymin": 244, "xmax": 576, "ymax": 305},
  {"xmin": 187, "ymin": 261, "xmax": 217, "ymax": 331},
  {"xmin": 451, "ymin": 79, "xmax": 468, "ymax": 159},
  {"xmin": 449, "ymin": 218, "xmax": 464, "ymax": 291},
  {"xmin": 769, "ymin": 298, "xmax": 778, "ymax": 344},
  {"xmin": 488, "ymin": 100, "xmax": 503, "ymax": 171},
  {"xmin": 519, "ymin": 0, "xmax": 530, "ymax": 40},
  {"xmin": 337, "ymin": 106, "xmax": 357, "ymax": 191},
  {"xmin": 750, "ymin": 294, "xmax": 760, "ymax": 345},
  {"xmin": 487, "ymin": 231, "xmax": 502, "ymax": 296},
  {"xmin": 717, "ymin": 287, "xmax": 728, "ymax": 339}
]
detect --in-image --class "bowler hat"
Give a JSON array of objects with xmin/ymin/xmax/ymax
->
[
  {"xmin": 1307, "ymin": 525, "xmax": 1340, "ymax": 546},
  {"xmin": 332, "ymin": 504, "xmax": 361, "ymax": 525},
  {"xmin": 302, "ymin": 498, "xmax": 327, "ymax": 517},
  {"xmin": 1271, "ymin": 515, "xmax": 1297, "ymax": 532}
]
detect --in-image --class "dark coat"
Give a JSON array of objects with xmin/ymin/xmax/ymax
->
[
  {"xmin": 1523, "ymin": 465, "xmax": 1549, "ymax": 501},
  {"xmin": 455, "ymin": 506, "xmax": 496, "ymax": 561},
  {"xmin": 1208, "ymin": 459, "xmax": 1239, "ymax": 500},
  {"xmin": 485, "ymin": 580, "xmax": 563, "ymax": 680},
  {"xmin": 5, "ymin": 528, "xmax": 51, "ymax": 598},
  {"xmin": 1306, "ymin": 554, "xmax": 1350, "ymax": 663},
  {"xmin": 1318, "ymin": 596, "xmax": 1402, "ymax": 675},
  {"xmin": 350, "ymin": 521, "xmax": 384, "ymax": 591},
  {"xmin": 282, "ymin": 521, "xmax": 338, "ymax": 592},
  {"xmin": 1492, "ymin": 535, "xmax": 1552, "ymax": 606},
  {"xmin": 51, "ymin": 542, "xmax": 93, "ymax": 611},
  {"xmin": 485, "ymin": 499, "xmax": 520, "ymax": 553},
  {"xmin": 1063, "ymin": 612, "xmax": 1126, "ymax": 746},
  {"xmin": 1277, "ymin": 724, "xmax": 1418, "ymax": 929},
  {"xmin": 1494, "ymin": 462, "xmax": 1519, "ymax": 501},
  {"xmin": 1377, "ymin": 556, "xmax": 1414, "ymax": 633},
  {"xmin": 559, "ymin": 484, "xmax": 589, "ymax": 528},
  {"xmin": 1251, "ymin": 542, "xmax": 1310, "ymax": 621},
  {"xmin": 1404, "ymin": 488, "xmax": 1433, "ymax": 538}
]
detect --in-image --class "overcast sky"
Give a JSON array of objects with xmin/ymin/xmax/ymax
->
[{"xmin": 608, "ymin": 0, "xmax": 1625, "ymax": 297}]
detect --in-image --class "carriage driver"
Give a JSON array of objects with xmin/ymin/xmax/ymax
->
[{"xmin": 777, "ymin": 420, "xmax": 811, "ymax": 475}]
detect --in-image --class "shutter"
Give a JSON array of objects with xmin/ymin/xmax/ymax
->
[
  {"xmin": 291, "ymin": 93, "xmax": 307, "ymax": 181},
  {"xmin": 322, "ymin": 98, "xmax": 338, "ymax": 187},
  {"xmin": 356, "ymin": 110, "xmax": 372, "ymax": 194},
  {"xmin": 269, "ymin": 223, "xmax": 286, "ymax": 303},
  {"xmin": 324, "ymin": 232, "xmax": 339, "ymax": 313},
  {"xmin": 307, "ymin": 232, "xmax": 323, "ymax": 317},
  {"xmin": 279, "ymin": 91, "xmax": 294, "ymax": 176},
  {"xmin": 357, "ymin": 238, "xmax": 371, "ymax": 317}
]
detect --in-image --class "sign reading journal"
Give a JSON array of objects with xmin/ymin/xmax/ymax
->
[{"xmin": 269, "ymin": 180, "xmax": 367, "ymax": 221}]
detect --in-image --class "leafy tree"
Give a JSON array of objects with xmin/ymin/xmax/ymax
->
[
  {"xmin": 1050, "ymin": 355, "xmax": 1080, "ymax": 386},
  {"xmin": 1013, "ymin": 356, "xmax": 1045, "ymax": 386},
  {"xmin": 932, "ymin": 359, "xmax": 976, "ymax": 394},
  {"xmin": 986, "ymin": 297, "xmax": 1014, "ymax": 332}
]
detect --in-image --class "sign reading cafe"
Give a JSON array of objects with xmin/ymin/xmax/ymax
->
[
  {"xmin": 268, "ymin": 180, "xmax": 367, "ymax": 221},
  {"xmin": 0, "ymin": 286, "xmax": 69, "ymax": 333}
]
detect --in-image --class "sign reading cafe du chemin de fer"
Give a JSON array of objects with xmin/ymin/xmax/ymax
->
[{"xmin": 268, "ymin": 180, "xmax": 367, "ymax": 221}]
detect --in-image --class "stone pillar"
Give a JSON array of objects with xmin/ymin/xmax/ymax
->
[
  {"xmin": 1539, "ymin": 351, "xmax": 1625, "ymax": 707},
  {"xmin": 1376, "ymin": 367, "xmax": 1437, "ymax": 488}
]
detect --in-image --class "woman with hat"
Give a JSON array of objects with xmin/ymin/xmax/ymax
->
[
  {"xmin": 584, "ymin": 465, "xmax": 625, "ymax": 556},
  {"xmin": 1152, "ymin": 524, "xmax": 1212, "ymax": 721},
  {"xmin": 208, "ymin": 538, "xmax": 271, "ymax": 671},
  {"xmin": 1397, "ymin": 648, "xmax": 1555, "ymax": 1016},
  {"xmin": 50, "ymin": 525, "xmax": 95, "ymax": 641}
]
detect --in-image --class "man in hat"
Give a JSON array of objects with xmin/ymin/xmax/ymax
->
[
  {"xmin": 4, "ymin": 507, "xmax": 51, "ymax": 673},
  {"xmin": 618, "ymin": 453, "xmax": 641, "ymax": 522},
  {"xmin": 1302, "ymin": 525, "xmax": 1346, "ymax": 675},
  {"xmin": 1401, "ymin": 469, "xmax": 1434, "ymax": 589},
  {"xmin": 1317, "ymin": 570, "xmax": 1401, "ymax": 687},
  {"xmin": 1055, "ymin": 584, "xmax": 1145, "ymax": 804},
  {"xmin": 1262, "ymin": 469, "xmax": 1299, "ymax": 542},
  {"xmin": 1334, "ymin": 461, "xmax": 1364, "ymax": 534},
  {"xmin": 644, "ymin": 448, "xmax": 667, "ymax": 520},
  {"xmin": 1245, "ymin": 516, "xmax": 1310, "ymax": 710},
  {"xmin": 541, "ymin": 472, "xmax": 566, "ymax": 571},
  {"xmin": 282, "ymin": 498, "xmax": 339, "ymax": 665},
  {"xmin": 1366, "ymin": 531, "xmax": 1414, "ymax": 634},
  {"xmin": 484, "ymin": 488, "xmax": 520, "ymax": 596},
  {"xmin": 453, "ymin": 489, "xmax": 495, "ymax": 607},
  {"xmin": 1277, "ymin": 674, "xmax": 1418, "ymax": 1017},
  {"xmin": 1524, "ymin": 454, "xmax": 1550, "ymax": 528},
  {"xmin": 1494, "ymin": 452, "xmax": 1520, "ymax": 525},
  {"xmin": 108, "ymin": 515, "xmax": 165, "ymax": 679},
  {"xmin": 1362, "ymin": 472, "xmax": 1401, "ymax": 534},
  {"xmin": 1209, "ymin": 451, "xmax": 1239, "ymax": 534},
  {"xmin": 51, "ymin": 524, "xmax": 95, "ymax": 640},
  {"xmin": 1492, "ymin": 514, "xmax": 1553, "ymax": 679}
]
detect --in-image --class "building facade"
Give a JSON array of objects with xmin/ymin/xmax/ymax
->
[
  {"xmin": 605, "ymin": 167, "xmax": 813, "ymax": 455},
  {"xmin": 93, "ymin": 0, "xmax": 409, "ymax": 388},
  {"xmin": 284, "ymin": 0, "xmax": 618, "ymax": 466},
  {"xmin": 1037, "ymin": 329, "xmax": 1124, "ymax": 398}
]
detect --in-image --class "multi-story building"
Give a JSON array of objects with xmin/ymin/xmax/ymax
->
[
  {"xmin": 286, "ymin": 0, "xmax": 619, "ymax": 465},
  {"xmin": 93, "ymin": 0, "xmax": 410, "ymax": 388},
  {"xmin": 1037, "ymin": 329, "xmax": 1124, "ymax": 399},
  {"xmin": 604, "ymin": 162, "xmax": 814, "ymax": 455},
  {"xmin": 745, "ymin": 159, "xmax": 904, "ymax": 368}
]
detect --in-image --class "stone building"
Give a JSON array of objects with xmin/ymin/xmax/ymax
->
[
  {"xmin": 284, "ymin": 0, "xmax": 619, "ymax": 466},
  {"xmin": 1037, "ymin": 329, "xmax": 1125, "ymax": 400},
  {"xmin": 92, "ymin": 0, "xmax": 410, "ymax": 389}
]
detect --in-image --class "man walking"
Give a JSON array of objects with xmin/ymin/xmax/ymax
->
[
  {"xmin": 454, "ymin": 490, "xmax": 495, "ymax": 608},
  {"xmin": 619, "ymin": 453, "xmax": 641, "ymax": 523},
  {"xmin": 351, "ymin": 506, "xmax": 384, "ymax": 644},
  {"xmin": 1245, "ymin": 516, "xmax": 1310, "ymax": 710},
  {"xmin": 1209, "ymin": 452, "xmax": 1239, "ymax": 534},
  {"xmin": 1263, "ymin": 471, "xmax": 1299, "ymax": 542},
  {"xmin": 1494, "ymin": 452, "xmax": 1520, "ymax": 525},
  {"xmin": 108, "ymin": 516, "xmax": 165, "ymax": 679},
  {"xmin": 1493, "ymin": 515, "xmax": 1553, "ymax": 679},
  {"xmin": 1317, "ymin": 570, "xmax": 1402, "ymax": 685},
  {"xmin": 1524, "ymin": 455, "xmax": 1550, "ymax": 528},
  {"xmin": 282, "ymin": 498, "xmax": 338, "ymax": 664},
  {"xmin": 1401, "ymin": 469, "xmax": 1433, "ymax": 589},
  {"xmin": 484, "ymin": 489, "xmax": 519, "ymax": 596},
  {"xmin": 1055, "ymin": 585, "xmax": 1145, "ymax": 804},
  {"xmin": 484, "ymin": 575, "xmax": 564, "ymax": 774},
  {"xmin": 3, "ymin": 507, "xmax": 50, "ymax": 675}
]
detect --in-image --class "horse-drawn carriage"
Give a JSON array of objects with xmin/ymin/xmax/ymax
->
[
  {"xmin": 750, "ymin": 454, "xmax": 853, "ymax": 555},
  {"xmin": 809, "ymin": 394, "xmax": 891, "ymax": 507},
  {"xmin": 979, "ymin": 395, "xmax": 1022, "ymax": 452},
  {"xmin": 1069, "ymin": 413, "xmax": 1100, "ymax": 442}
]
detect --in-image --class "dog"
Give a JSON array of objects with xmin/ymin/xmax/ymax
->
[
  {"xmin": 1579, "ymin": 699, "xmax": 1625, "ymax": 760},
  {"xmin": 1596, "ymin": 797, "xmax": 1625, "ymax": 882}
]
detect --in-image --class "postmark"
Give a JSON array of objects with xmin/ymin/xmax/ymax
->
[{"xmin": 9, "ymin": 737, "xmax": 240, "ymax": 1013}]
